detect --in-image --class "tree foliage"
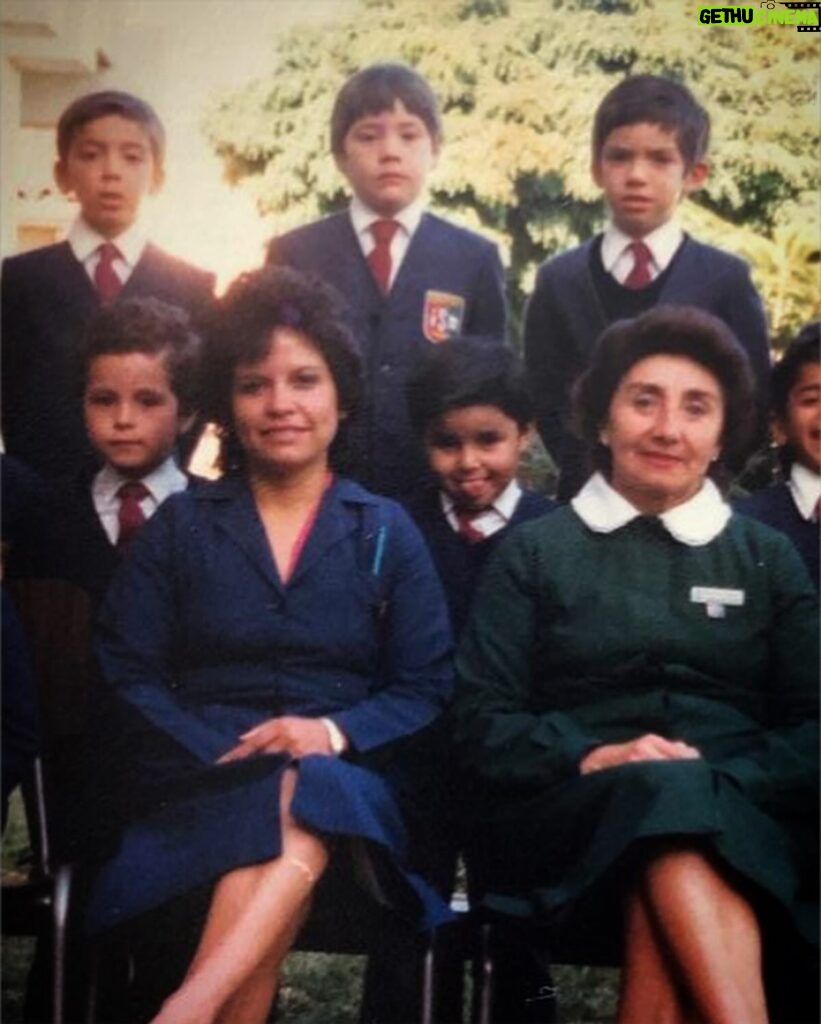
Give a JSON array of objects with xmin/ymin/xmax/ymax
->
[{"xmin": 205, "ymin": 0, "xmax": 819, "ymax": 340}]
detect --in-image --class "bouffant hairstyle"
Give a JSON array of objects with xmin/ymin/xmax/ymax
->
[
  {"xmin": 200, "ymin": 266, "xmax": 362, "ymax": 473},
  {"xmin": 592, "ymin": 75, "xmax": 710, "ymax": 169},
  {"xmin": 573, "ymin": 306, "xmax": 756, "ymax": 483},
  {"xmin": 406, "ymin": 337, "xmax": 533, "ymax": 437},
  {"xmin": 82, "ymin": 297, "xmax": 201, "ymax": 415},
  {"xmin": 331, "ymin": 63, "xmax": 442, "ymax": 158}
]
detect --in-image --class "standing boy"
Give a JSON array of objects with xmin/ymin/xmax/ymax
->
[
  {"xmin": 524, "ymin": 75, "xmax": 770, "ymax": 500},
  {"xmin": 267, "ymin": 63, "xmax": 507, "ymax": 498},
  {"xmin": 1, "ymin": 90, "xmax": 214, "ymax": 481}
]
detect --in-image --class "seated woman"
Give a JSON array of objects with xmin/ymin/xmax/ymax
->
[
  {"xmin": 85, "ymin": 266, "xmax": 454, "ymax": 1024},
  {"xmin": 454, "ymin": 306, "xmax": 818, "ymax": 1024}
]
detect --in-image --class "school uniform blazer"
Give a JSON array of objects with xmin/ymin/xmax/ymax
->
[
  {"xmin": 736, "ymin": 483, "xmax": 820, "ymax": 592},
  {"xmin": 268, "ymin": 211, "xmax": 507, "ymax": 497},
  {"xmin": 1, "ymin": 241, "xmax": 215, "ymax": 480},
  {"xmin": 523, "ymin": 235, "xmax": 771, "ymax": 500}
]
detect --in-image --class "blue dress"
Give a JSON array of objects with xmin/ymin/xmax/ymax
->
[{"xmin": 86, "ymin": 475, "xmax": 454, "ymax": 934}]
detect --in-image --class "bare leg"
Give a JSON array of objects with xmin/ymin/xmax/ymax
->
[
  {"xmin": 151, "ymin": 768, "xmax": 329, "ymax": 1024},
  {"xmin": 641, "ymin": 848, "xmax": 768, "ymax": 1024},
  {"xmin": 618, "ymin": 889, "xmax": 691, "ymax": 1024}
]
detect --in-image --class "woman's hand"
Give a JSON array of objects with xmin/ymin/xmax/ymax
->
[
  {"xmin": 217, "ymin": 716, "xmax": 333, "ymax": 763},
  {"xmin": 579, "ymin": 733, "xmax": 701, "ymax": 775}
]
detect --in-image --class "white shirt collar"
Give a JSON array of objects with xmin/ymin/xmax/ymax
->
[
  {"xmin": 441, "ymin": 479, "xmax": 522, "ymax": 538},
  {"xmin": 92, "ymin": 456, "xmax": 187, "ymax": 510},
  {"xmin": 68, "ymin": 217, "xmax": 147, "ymax": 268},
  {"xmin": 789, "ymin": 462, "xmax": 821, "ymax": 521},
  {"xmin": 572, "ymin": 472, "xmax": 731, "ymax": 546},
  {"xmin": 349, "ymin": 195, "xmax": 426, "ymax": 244},
  {"xmin": 600, "ymin": 219, "xmax": 684, "ymax": 275}
]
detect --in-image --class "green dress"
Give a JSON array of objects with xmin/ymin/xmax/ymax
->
[{"xmin": 454, "ymin": 492, "xmax": 819, "ymax": 955}]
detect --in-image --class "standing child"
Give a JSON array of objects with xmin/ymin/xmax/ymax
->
[
  {"xmin": 1, "ymin": 90, "xmax": 214, "ymax": 481},
  {"xmin": 405, "ymin": 337, "xmax": 555, "ymax": 634},
  {"xmin": 268, "ymin": 63, "xmax": 507, "ymax": 499},
  {"xmin": 524, "ymin": 74, "xmax": 770, "ymax": 500},
  {"xmin": 737, "ymin": 324, "xmax": 820, "ymax": 590}
]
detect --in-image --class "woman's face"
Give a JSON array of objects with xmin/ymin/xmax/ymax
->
[
  {"xmin": 601, "ymin": 353, "xmax": 724, "ymax": 514},
  {"xmin": 231, "ymin": 327, "xmax": 340, "ymax": 479}
]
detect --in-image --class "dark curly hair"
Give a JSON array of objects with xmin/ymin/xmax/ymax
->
[
  {"xmin": 573, "ymin": 306, "xmax": 757, "ymax": 485},
  {"xmin": 406, "ymin": 337, "xmax": 532, "ymax": 436},
  {"xmin": 200, "ymin": 266, "xmax": 363, "ymax": 473},
  {"xmin": 82, "ymin": 297, "xmax": 202, "ymax": 415}
]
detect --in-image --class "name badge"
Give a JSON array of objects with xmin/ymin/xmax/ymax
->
[
  {"xmin": 422, "ymin": 291, "xmax": 465, "ymax": 343},
  {"xmin": 690, "ymin": 586, "xmax": 745, "ymax": 619}
]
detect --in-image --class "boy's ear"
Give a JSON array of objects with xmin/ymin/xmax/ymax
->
[
  {"xmin": 590, "ymin": 158, "xmax": 604, "ymax": 189},
  {"xmin": 683, "ymin": 160, "xmax": 709, "ymax": 195},
  {"xmin": 771, "ymin": 416, "xmax": 788, "ymax": 448},
  {"xmin": 54, "ymin": 160, "xmax": 75, "ymax": 199},
  {"xmin": 149, "ymin": 164, "xmax": 165, "ymax": 195}
]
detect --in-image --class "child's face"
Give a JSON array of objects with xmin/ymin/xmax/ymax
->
[
  {"xmin": 425, "ymin": 405, "xmax": 531, "ymax": 512},
  {"xmin": 336, "ymin": 101, "xmax": 438, "ymax": 216},
  {"xmin": 592, "ymin": 122, "xmax": 707, "ymax": 238},
  {"xmin": 55, "ymin": 115, "xmax": 161, "ymax": 238},
  {"xmin": 774, "ymin": 362, "xmax": 821, "ymax": 473},
  {"xmin": 84, "ymin": 351, "xmax": 184, "ymax": 478}
]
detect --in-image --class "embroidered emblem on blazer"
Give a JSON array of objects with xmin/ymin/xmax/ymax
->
[{"xmin": 423, "ymin": 290, "xmax": 466, "ymax": 343}]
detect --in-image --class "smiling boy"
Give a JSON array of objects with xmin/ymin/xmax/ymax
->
[
  {"xmin": 1, "ymin": 91, "xmax": 214, "ymax": 481},
  {"xmin": 267, "ymin": 63, "xmax": 507, "ymax": 499},
  {"xmin": 524, "ymin": 75, "xmax": 770, "ymax": 500}
]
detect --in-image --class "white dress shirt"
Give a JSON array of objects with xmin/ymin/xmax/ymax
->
[
  {"xmin": 350, "ymin": 196, "xmax": 426, "ymax": 289},
  {"xmin": 68, "ymin": 217, "xmax": 148, "ymax": 290},
  {"xmin": 92, "ymin": 457, "xmax": 187, "ymax": 544},
  {"xmin": 789, "ymin": 462, "xmax": 821, "ymax": 522},
  {"xmin": 442, "ymin": 479, "xmax": 523, "ymax": 540},
  {"xmin": 600, "ymin": 219, "xmax": 685, "ymax": 286}
]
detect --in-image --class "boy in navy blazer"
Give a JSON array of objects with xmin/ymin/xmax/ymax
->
[
  {"xmin": 1, "ymin": 90, "xmax": 214, "ymax": 481},
  {"xmin": 267, "ymin": 63, "xmax": 507, "ymax": 499},
  {"xmin": 524, "ymin": 75, "xmax": 770, "ymax": 500}
]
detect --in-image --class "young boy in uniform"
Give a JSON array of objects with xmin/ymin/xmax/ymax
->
[
  {"xmin": 737, "ymin": 324, "xmax": 820, "ymax": 590},
  {"xmin": 1, "ymin": 90, "xmax": 214, "ymax": 481},
  {"xmin": 267, "ymin": 63, "xmax": 507, "ymax": 498},
  {"xmin": 524, "ymin": 75, "xmax": 770, "ymax": 500}
]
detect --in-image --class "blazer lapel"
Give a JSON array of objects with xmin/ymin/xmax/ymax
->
[
  {"xmin": 657, "ymin": 236, "xmax": 699, "ymax": 303},
  {"xmin": 286, "ymin": 480, "xmax": 360, "ymax": 588},
  {"xmin": 204, "ymin": 478, "xmax": 284, "ymax": 593},
  {"xmin": 571, "ymin": 239, "xmax": 609, "ymax": 357}
]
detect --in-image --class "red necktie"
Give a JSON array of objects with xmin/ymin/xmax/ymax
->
[
  {"xmin": 624, "ymin": 240, "xmax": 653, "ymax": 290},
  {"xmin": 455, "ymin": 509, "xmax": 485, "ymax": 544},
  {"xmin": 94, "ymin": 242, "xmax": 123, "ymax": 302},
  {"xmin": 368, "ymin": 220, "xmax": 399, "ymax": 293},
  {"xmin": 117, "ymin": 481, "xmax": 149, "ymax": 550}
]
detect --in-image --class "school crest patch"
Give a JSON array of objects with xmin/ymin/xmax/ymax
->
[{"xmin": 422, "ymin": 291, "xmax": 466, "ymax": 343}]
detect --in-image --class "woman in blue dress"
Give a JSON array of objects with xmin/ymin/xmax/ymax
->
[
  {"xmin": 455, "ymin": 307, "xmax": 818, "ymax": 1024},
  {"xmin": 87, "ymin": 266, "xmax": 453, "ymax": 1024}
]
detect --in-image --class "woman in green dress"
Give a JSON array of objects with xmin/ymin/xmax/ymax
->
[{"xmin": 455, "ymin": 306, "xmax": 818, "ymax": 1024}]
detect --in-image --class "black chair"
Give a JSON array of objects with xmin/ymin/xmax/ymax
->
[{"xmin": 2, "ymin": 757, "xmax": 76, "ymax": 1024}]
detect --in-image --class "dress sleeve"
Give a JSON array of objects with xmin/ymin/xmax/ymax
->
[
  {"xmin": 332, "ymin": 504, "xmax": 454, "ymax": 751},
  {"xmin": 716, "ymin": 534, "xmax": 819, "ymax": 812},
  {"xmin": 454, "ymin": 527, "xmax": 602, "ymax": 786},
  {"xmin": 94, "ymin": 500, "xmax": 230, "ymax": 764}
]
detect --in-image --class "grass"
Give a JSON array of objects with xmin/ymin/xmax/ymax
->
[{"xmin": 2, "ymin": 791, "xmax": 619, "ymax": 1022}]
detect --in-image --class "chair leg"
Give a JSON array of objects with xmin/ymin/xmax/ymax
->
[
  {"xmin": 52, "ymin": 864, "xmax": 73, "ymax": 1024},
  {"xmin": 475, "ymin": 922, "xmax": 493, "ymax": 1024},
  {"xmin": 421, "ymin": 931, "xmax": 435, "ymax": 1024}
]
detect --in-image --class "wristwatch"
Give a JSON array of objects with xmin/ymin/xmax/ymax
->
[{"xmin": 321, "ymin": 717, "xmax": 348, "ymax": 755}]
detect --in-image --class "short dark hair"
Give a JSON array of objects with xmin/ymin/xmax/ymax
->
[
  {"xmin": 201, "ymin": 266, "xmax": 362, "ymax": 473},
  {"xmin": 57, "ymin": 90, "xmax": 166, "ymax": 171},
  {"xmin": 83, "ymin": 298, "xmax": 202, "ymax": 415},
  {"xmin": 330, "ymin": 63, "xmax": 442, "ymax": 158},
  {"xmin": 592, "ymin": 75, "xmax": 710, "ymax": 169},
  {"xmin": 406, "ymin": 338, "xmax": 532, "ymax": 437},
  {"xmin": 771, "ymin": 322, "xmax": 820, "ymax": 421},
  {"xmin": 574, "ymin": 306, "xmax": 756, "ymax": 483}
]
